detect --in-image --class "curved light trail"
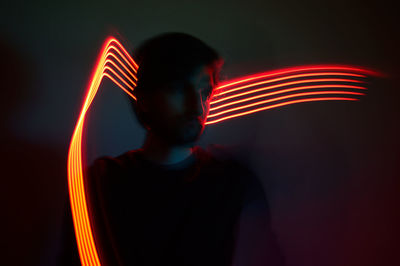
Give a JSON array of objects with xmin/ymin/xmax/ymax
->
[
  {"xmin": 209, "ymin": 85, "xmax": 366, "ymax": 112},
  {"xmin": 68, "ymin": 37, "xmax": 138, "ymax": 266},
  {"xmin": 206, "ymin": 66, "xmax": 379, "ymax": 124},
  {"xmin": 213, "ymin": 72, "xmax": 366, "ymax": 97},
  {"xmin": 214, "ymin": 65, "xmax": 378, "ymax": 91}
]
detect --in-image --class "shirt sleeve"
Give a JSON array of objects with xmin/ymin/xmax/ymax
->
[{"xmin": 231, "ymin": 170, "xmax": 285, "ymax": 266}]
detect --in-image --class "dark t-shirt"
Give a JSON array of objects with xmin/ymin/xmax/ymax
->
[{"xmin": 58, "ymin": 145, "xmax": 284, "ymax": 266}]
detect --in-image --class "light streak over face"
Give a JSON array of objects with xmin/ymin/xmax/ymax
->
[{"xmin": 68, "ymin": 36, "xmax": 381, "ymax": 265}]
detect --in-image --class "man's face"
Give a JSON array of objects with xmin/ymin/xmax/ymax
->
[{"xmin": 143, "ymin": 64, "xmax": 215, "ymax": 146}]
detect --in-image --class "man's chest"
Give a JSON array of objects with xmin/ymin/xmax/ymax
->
[{"xmin": 98, "ymin": 168, "xmax": 243, "ymax": 263}]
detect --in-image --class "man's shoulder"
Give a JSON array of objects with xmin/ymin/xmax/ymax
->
[{"xmin": 86, "ymin": 150, "xmax": 141, "ymax": 185}]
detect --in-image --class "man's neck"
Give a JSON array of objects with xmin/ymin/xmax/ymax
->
[{"xmin": 140, "ymin": 132, "xmax": 194, "ymax": 165}]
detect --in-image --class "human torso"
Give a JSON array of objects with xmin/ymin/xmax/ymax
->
[{"xmin": 87, "ymin": 146, "xmax": 249, "ymax": 266}]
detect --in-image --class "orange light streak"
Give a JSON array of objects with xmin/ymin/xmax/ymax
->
[
  {"xmin": 214, "ymin": 72, "xmax": 365, "ymax": 96},
  {"xmin": 106, "ymin": 51, "xmax": 138, "ymax": 81},
  {"xmin": 215, "ymin": 65, "xmax": 378, "ymax": 91},
  {"xmin": 208, "ymin": 91, "xmax": 365, "ymax": 119},
  {"xmin": 84, "ymin": 49, "xmax": 138, "ymax": 115},
  {"xmin": 104, "ymin": 58, "xmax": 137, "ymax": 85},
  {"xmin": 103, "ymin": 66, "xmax": 136, "ymax": 95},
  {"xmin": 105, "ymin": 43, "xmax": 138, "ymax": 72},
  {"xmin": 211, "ymin": 79, "xmax": 364, "ymax": 105},
  {"xmin": 206, "ymin": 97, "xmax": 359, "ymax": 125},
  {"xmin": 103, "ymin": 72, "xmax": 136, "ymax": 100},
  {"xmin": 210, "ymin": 85, "xmax": 366, "ymax": 111},
  {"xmin": 68, "ymin": 36, "xmax": 138, "ymax": 266}
]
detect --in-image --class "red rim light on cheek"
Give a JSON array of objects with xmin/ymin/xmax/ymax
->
[{"xmin": 68, "ymin": 36, "xmax": 381, "ymax": 265}]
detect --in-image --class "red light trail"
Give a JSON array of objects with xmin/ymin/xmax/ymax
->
[
  {"xmin": 68, "ymin": 37, "xmax": 138, "ymax": 266},
  {"xmin": 209, "ymin": 85, "xmax": 366, "ymax": 112},
  {"xmin": 206, "ymin": 66, "xmax": 377, "ymax": 124},
  {"xmin": 67, "ymin": 36, "xmax": 380, "ymax": 265}
]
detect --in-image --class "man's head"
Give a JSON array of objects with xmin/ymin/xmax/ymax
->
[{"xmin": 130, "ymin": 32, "xmax": 223, "ymax": 147}]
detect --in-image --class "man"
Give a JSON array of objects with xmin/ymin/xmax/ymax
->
[{"xmin": 58, "ymin": 32, "xmax": 284, "ymax": 266}]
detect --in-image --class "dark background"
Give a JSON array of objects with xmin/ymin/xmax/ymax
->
[{"xmin": 1, "ymin": 0, "xmax": 399, "ymax": 265}]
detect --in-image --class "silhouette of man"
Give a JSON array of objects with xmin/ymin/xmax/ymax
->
[{"xmin": 58, "ymin": 32, "xmax": 284, "ymax": 266}]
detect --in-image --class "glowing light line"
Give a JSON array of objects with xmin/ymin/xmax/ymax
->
[
  {"xmin": 82, "ymin": 40, "xmax": 137, "ymax": 111},
  {"xmin": 84, "ymin": 49, "xmax": 137, "ymax": 114},
  {"xmin": 103, "ymin": 72, "xmax": 136, "ymax": 100},
  {"xmin": 103, "ymin": 66, "xmax": 136, "ymax": 94},
  {"xmin": 106, "ymin": 51, "xmax": 138, "ymax": 81},
  {"xmin": 68, "ymin": 36, "xmax": 138, "ymax": 266},
  {"xmin": 215, "ymin": 65, "xmax": 378, "ymax": 91},
  {"xmin": 208, "ymin": 91, "xmax": 365, "ymax": 119},
  {"xmin": 104, "ymin": 58, "xmax": 137, "ymax": 86},
  {"xmin": 105, "ymin": 46, "xmax": 136, "ymax": 74},
  {"xmin": 205, "ymin": 97, "xmax": 359, "ymax": 125},
  {"xmin": 211, "ymin": 79, "xmax": 364, "ymax": 105},
  {"xmin": 210, "ymin": 85, "xmax": 366, "ymax": 111},
  {"xmin": 105, "ymin": 43, "xmax": 138, "ymax": 72},
  {"xmin": 214, "ymin": 72, "xmax": 365, "ymax": 96}
]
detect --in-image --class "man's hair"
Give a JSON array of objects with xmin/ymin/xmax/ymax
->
[{"xmin": 130, "ymin": 32, "xmax": 223, "ymax": 128}]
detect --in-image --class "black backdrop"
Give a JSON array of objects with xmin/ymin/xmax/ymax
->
[{"xmin": 1, "ymin": 1, "xmax": 399, "ymax": 265}]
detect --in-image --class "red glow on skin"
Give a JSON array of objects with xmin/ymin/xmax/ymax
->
[{"xmin": 68, "ymin": 36, "xmax": 382, "ymax": 266}]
